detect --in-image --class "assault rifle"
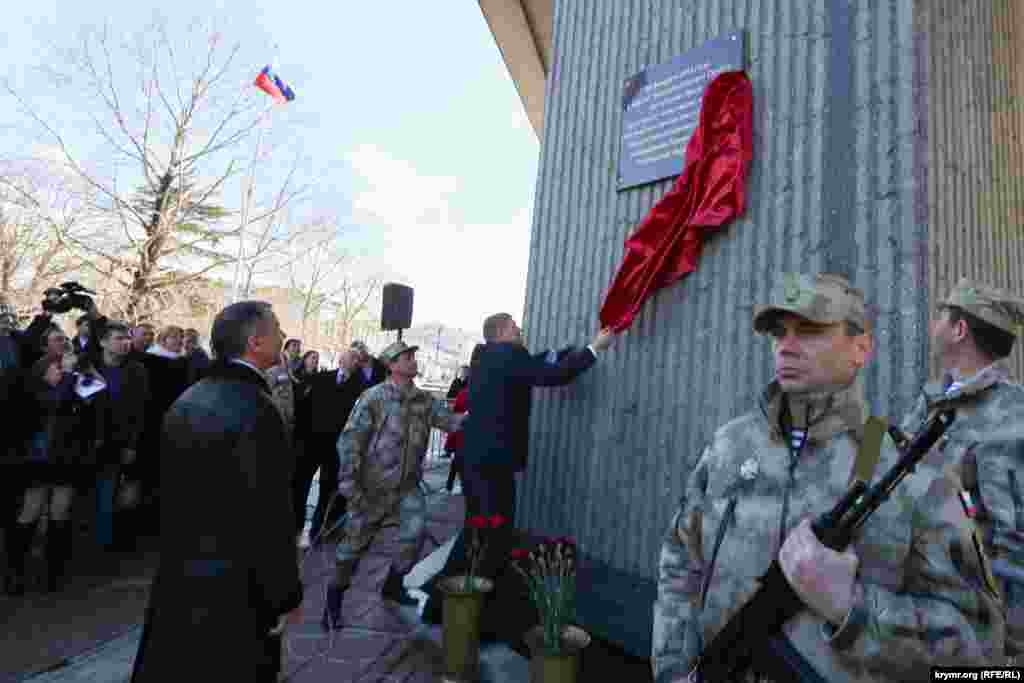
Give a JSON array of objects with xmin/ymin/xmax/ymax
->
[{"xmin": 691, "ymin": 408, "xmax": 955, "ymax": 682}]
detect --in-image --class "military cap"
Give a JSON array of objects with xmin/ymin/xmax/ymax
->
[
  {"xmin": 380, "ymin": 340, "xmax": 419, "ymax": 363},
  {"xmin": 943, "ymin": 277, "xmax": 1024, "ymax": 337},
  {"xmin": 753, "ymin": 273, "xmax": 867, "ymax": 334}
]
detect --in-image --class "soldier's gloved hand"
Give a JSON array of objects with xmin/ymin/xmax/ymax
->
[{"xmin": 779, "ymin": 517, "xmax": 859, "ymax": 625}]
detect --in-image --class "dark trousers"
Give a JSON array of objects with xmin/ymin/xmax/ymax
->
[
  {"xmin": 461, "ymin": 464, "xmax": 516, "ymax": 519},
  {"xmin": 265, "ymin": 633, "xmax": 282, "ymax": 680},
  {"xmin": 424, "ymin": 464, "xmax": 534, "ymax": 644},
  {"xmin": 452, "ymin": 464, "xmax": 517, "ymax": 578},
  {"xmin": 445, "ymin": 451, "xmax": 464, "ymax": 491},
  {"xmin": 292, "ymin": 435, "xmax": 342, "ymax": 540}
]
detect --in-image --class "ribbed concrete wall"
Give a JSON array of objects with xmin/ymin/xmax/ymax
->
[
  {"xmin": 520, "ymin": 0, "xmax": 931, "ymax": 585},
  {"xmin": 920, "ymin": 0, "xmax": 1024, "ymax": 377}
]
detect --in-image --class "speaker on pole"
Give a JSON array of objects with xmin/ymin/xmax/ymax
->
[{"xmin": 381, "ymin": 283, "xmax": 413, "ymax": 339}]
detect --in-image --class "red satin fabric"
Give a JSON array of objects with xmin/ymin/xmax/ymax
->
[{"xmin": 599, "ymin": 71, "xmax": 753, "ymax": 332}]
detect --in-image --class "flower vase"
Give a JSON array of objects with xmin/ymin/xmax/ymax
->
[
  {"xmin": 439, "ymin": 575, "xmax": 494, "ymax": 682},
  {"xmin": 524, "ymin": 624, "xmax": 591, "ymax": 683}
]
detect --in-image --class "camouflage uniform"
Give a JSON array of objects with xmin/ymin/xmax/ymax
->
[
  {"xmin": 898, "ymin": 278, "xmax": 1024, "ymax": 663},
  {"xmin": 265, "ymin": 363, "xmax": 295, "ymax": 437},
  {"xmin": 334, "ymin": 362, "xmax": 463, "ymax": 585},
  {"xmin": 652, "ymin": 274, "xmax": 1004, "ymax": 683}
]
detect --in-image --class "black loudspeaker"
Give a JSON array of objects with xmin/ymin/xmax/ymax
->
[{"xmin": 381, "ymin": 283, "xmax": 414, "ymax": 331}]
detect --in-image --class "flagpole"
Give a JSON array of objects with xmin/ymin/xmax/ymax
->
[{"xmin": 231, "ymin": 104, "xmax": 274, "ymax": 304}]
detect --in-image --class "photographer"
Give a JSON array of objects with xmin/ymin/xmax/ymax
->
[
  {"xmin": 5, "ymin": 353, "xmax": 102, "ymax": 594},
  {"xmin": 2, "ymin": 297, "xmax": 58, "ymax": 594}
]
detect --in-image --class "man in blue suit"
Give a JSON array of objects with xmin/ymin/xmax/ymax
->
[
  {"xmin": 461, "ymin": 313, "xmax": 616, "ymax": 521},
  {"xmin": 419, "ymin": 313, "xmax": 617, "ymax": 634}
]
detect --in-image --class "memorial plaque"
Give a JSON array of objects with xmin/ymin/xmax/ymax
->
[{"xmin": 618, "ymin": 31, "xmax": 745, "ymax": 191}]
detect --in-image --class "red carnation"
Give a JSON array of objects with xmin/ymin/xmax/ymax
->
[
  {"xmin": 559, "ymin": 537, "xmax": 576, "ymax": 547},
  {"xmin": 467, "ymin": 515, "xmax": 489, "ymax": 530},
  {"xmin": 489, "ymin": 515, "xmax": 507, "ymax": 529},
  {"xmin": 510, "ymin": 548, "xmax": 529, "ymax": 560}
]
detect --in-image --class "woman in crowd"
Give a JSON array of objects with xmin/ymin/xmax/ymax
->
[
  {"xmin": 147, "ymin": 326, "xmax": 184, "ymax": 358},
  {"xmin": 5, "ymin": 352, "xmax": 101, "ymax": 594},
  {"xmin": 137, "ymin": 325, "xmax": 189, "ymax": 537},
  {"xmin": 444, "ymin": 345, "xmax": 482, "ymax": 494},
  {"xmin": 294, "ymin": 351, "xmax": 319, "ymax": 390}
]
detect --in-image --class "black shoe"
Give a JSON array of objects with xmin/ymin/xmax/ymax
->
[
  {"xmin": 321, "ymin": 581, "xmax": 346, "ymax": 631},
  {"xmin": 45, "ymin": 521, "xmax": 73, "ymax": 593},
  {"xmin": 111, "ymin": 510, "xmax": 137, "ymax": 553},
  {"xmin": 420, "ymin": 578, "xmax": 442, "ymax": 624},
  {"xmin": 380, "ymin": 567, "xmax": 418, "ymax": 607},
  {"xmin": 4, "ymin": 521, "xmax": 36, "ymax": 596}
]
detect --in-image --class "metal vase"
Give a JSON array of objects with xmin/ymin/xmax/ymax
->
[
  {"xmin": 524, "ymin": 624, "xmax": 591, "ymax": 683},
  {"xmin": 439, "ymin": 575, "xmax": 494, "ymax": 682}
]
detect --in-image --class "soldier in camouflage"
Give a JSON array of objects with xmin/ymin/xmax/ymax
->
[
  {"xmin": 326, "ymin": 340, "xmax": 466, "ymax": 618},
  {"xmin": 898, "ymin": 277, "xmax": 1024, "ymax": 663},
  {"xmin": 652, "ymin": 273, "xmax": 1003, "ymax": 682},
  {"xmin": 265, "ymin": 352, "xmax": 296, "ymax": 437}
]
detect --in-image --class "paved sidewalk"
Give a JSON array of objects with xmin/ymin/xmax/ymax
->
[
  {"xmin": 277, "ymin": 461, "xmax": 529, "ymax": 682},
  {"xmin": 16, "ymin": 459, "xmax": 531, "ymax": 683},
  {"xmin": 0, "ymin": 534, "xmax": 159, "ymax": 683}
]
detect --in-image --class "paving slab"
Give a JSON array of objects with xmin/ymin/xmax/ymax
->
[{"xmin": 15, "ymin": 458, "xmax": 530, "ymax": 683}]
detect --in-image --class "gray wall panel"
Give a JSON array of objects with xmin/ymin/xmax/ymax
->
[{"xmin": 520, "ymin": 0, "xmax": 930, "ymax": 582}]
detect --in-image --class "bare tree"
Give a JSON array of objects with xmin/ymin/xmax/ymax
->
[
  {"xmin": 0, "ymin": 161, "xmax": 94, "ymax": 316},
  {"xmin": 285, "ymin": 221, "xmax": 356, "ymax": 341},
  {"xmin": 325, "ymin": 275, "xmax": 382, "ymax": 350},
  {"xmin": 4, "ymin": 18, "xmax": 306, "ymax": 323}
]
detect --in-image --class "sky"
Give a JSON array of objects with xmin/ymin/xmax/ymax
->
[{"xmin": 0, "ymin": 0, "xmax": 540, "ymax": 335}]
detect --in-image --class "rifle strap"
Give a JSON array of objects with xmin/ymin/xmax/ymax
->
[
  {"xmin": 946, "ymin": 459, "xmax": 1001, "ymax": 599},
  {"xmin": 851, "ymin": 416, "xmax": 887, "ymax": 486}
]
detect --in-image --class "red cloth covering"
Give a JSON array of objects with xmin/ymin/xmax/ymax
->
[{"xmin": 599, "ymin": 71, "xmax": 753, "ymax": 332}]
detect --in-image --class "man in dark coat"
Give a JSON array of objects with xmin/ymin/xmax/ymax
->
[
  {"xmin": 351, "ymin": 339, "xmax": 388, "ymax": 385},
  {"xmin": 80, "ymin": 312, "xmax": 150, "ymax": 552},
  {"xmin": 130, "ymin": 301, "xmax": 302, "ymax": 683},
  {"xmin": 182, "ymin": 328, "xmax": 211, "ymax": 385},
  {"xmin": 294, "ymin": 342, "xmax": 383, "ymax": 544}
]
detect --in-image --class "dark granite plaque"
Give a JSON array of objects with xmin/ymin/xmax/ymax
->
[{"xmin": 618, "ymin": 31, "xmax": 745, "ymax": 191}]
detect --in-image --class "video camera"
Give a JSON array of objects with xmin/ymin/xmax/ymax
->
[{"xmin": 42, "ymin": 282, "xmax": 95, "ymax": 314}]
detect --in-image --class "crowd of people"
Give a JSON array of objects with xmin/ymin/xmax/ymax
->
[
  {"xmin": 6, "ymin": 269, "xmax": 1024, "ymax": 682},
  {"xmin": 0, "ymin": 301, "xmax": 213, "ymax": 595},
  {"xmin": 0, "ymin": 295, "xmax": 390, "ymax": 602}
]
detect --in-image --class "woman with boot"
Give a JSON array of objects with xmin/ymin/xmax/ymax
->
[{"xmin": 6, "ymin": 353, "xmax": 100, "ymax": 594}]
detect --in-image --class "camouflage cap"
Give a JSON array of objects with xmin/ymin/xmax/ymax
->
[
  {"xmin": 753, "ymin": 273, "xmax": 867, "ymax": 334},
  {"xmin": 943, "ymin": 277, "xmax": 1024, "ymax": 337},
  {"xmin": 380, "ymin": 340, "xmax": 419, "ymax": 363}
]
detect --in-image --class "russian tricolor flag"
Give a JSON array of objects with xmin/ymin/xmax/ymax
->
[{"xmin": 254, "ymin": 65, "xmax": 296, "ymax": 104}]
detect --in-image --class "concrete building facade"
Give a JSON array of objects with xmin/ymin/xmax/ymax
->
[{"xmin": 481, "ymin": 0, "xmax": 1024, "ymax": 657}]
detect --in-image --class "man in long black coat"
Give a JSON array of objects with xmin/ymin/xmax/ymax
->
[
  {"xmin": 131, "ymin": 301, "xmax": 302, "ymax": 683},
  {"xmin": 294, "ymin": 341, "xmax": 385, "ymax": 544}
]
